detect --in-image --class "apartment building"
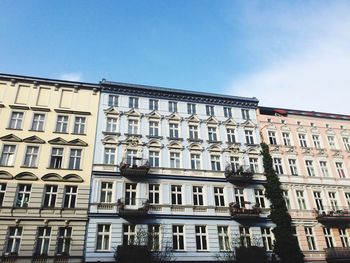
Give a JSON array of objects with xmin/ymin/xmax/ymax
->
[
  {"xmin": 84, "ymin": 81, "xmax": 274, "ymax": 262},
  {"xmin": 0, "ymin": 74, "xmax": 100, "ymax": 262},
  {"xmin": 258, "ymin": 107, "xmax": 350, "ymax": 262}
]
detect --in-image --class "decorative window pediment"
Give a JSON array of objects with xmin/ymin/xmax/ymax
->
[
  {"xmin": 125, "ymin": 108, "xmax": 141, "ymax": 117},
  {"xmin": 326, "ymin": 128, "xmax": 335, "ymax": 135},
  {"xmin": 124, "ymin": 136, "xmax": 142, "ymax": 147},
  {"xmin": 63, "ymin": 174, "xmax": 84, "ymax": 182},
  {"xmin": 242, "ymin": 120, "xmax": 256, "ymax": 128},
  {"xmin": 0, "ymin": 170, "xmax": 13, "ymax": 179},
  {"xmin": 266, "ymin": 123, "xmax": 277, "ymax": 130},
  {"xmin": 147, "ymin": 139, "xmax": 162, "ymax": 148},
  {"xmin": 186, "ymin": 114, "xmax": 200, "ymax": 123},
  {"xmin": 102, "ymin": 135, "xmax": 118, "ymax": 145},
  {"xmin": 23, "ymin": 135, "xmax": 45, "ymax": 144},
  {"xmin": 69, "ymin": 138, "xmax": 88, "ymax": 147},
  {"xmin": 48, "ymin": 137, "xmax": 68, "ymax": 145},
  {"xmin": 207, "ymin": 144, "xmax": 221, "ymax": 152},
  {"xmin": 104, "ymin": 106, "xmax": 120, "ymax": 116},
  {"xmin": 280, "ymin": 125, "xmax": 290, "ymax": 131},
  {"xmin": 42, "ymin": 173, "xmax": 63, "ymax": 182},
  {"xmin": 188, "ymin": 143, "xmax": 203, "ymax": 152},
  {"xmin": 167, "ymin": 112, "xmax": 181, "ymax": 122},
  {"xmin": 246, "ymin": 146, "xmax": 260, "ymax": 155},
  {"xmin": 296, "ymin": 126, "xmax": 306, "ymax": 133},
  {"xmin": 167, "ymin": 141, "xmax": 183, "ymax": 150},
  {"xmin": 223, "ymin": 118, "xmax": 237, "ymax": 127},
  {"xmin": 146, "ymin": 110, "xmax": 161, "ymax": 120},
  {"xmin": 0, "ymin": 134, "xmax": 22, "ymax": 142},
  {"xmin": 341, "ymin": 131, "xmax": 349, "ymax": 136},
  {"xmin": 310, "ymin": 127, "xmax": 320, "ymax": 134},
  {"xmin": 205, "ymin": 116, "xmax": 219, "ymax": 125},
  {"xmin": 15, "ymin": 172, "xmax": 38, "ymax": 181}
]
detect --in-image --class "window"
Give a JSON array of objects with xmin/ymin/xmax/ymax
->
[
  {"xmin": 195, "ymin": 226, "xmax": 207, "ymax": 251},
  {"xmin": 9, "ymin": 112, "xmax": 23, "ymax": 129},
  {"xmin": 187, "ymin": 103, "xmax": 196, "ymax": 114},
  {"xmin": 328, "ymin": 192, "xmax": 338, "ymax": 211},
  {"xmin": 172, "ymin": 225, "xmax": 184, "ymax": 250},
  {"xmin": 129, "ymin": 97, "xmax": 139, "ymax": 108},
  {"xmin": 168, "ymin": 101, "xmax": 177, "ymax": 112},
  {"xmin": 234, "ymin": 188, "xmax": 245, "ymax": 208},
  {"xmin": 104, "ymin": 148, "xmax": 116, "ymax": 165},
  {"xmin": 249, "ymin": 157, "xmax": 259, "ymax": 173},
  {"xmin": 106, "ymin": 117, "xmax": 117, "ymax": 133},
  {"xmin": 339, "ymin": 228, "xmax": 349, "ymax": 247},
  {"xmin": 313, "ymin": 191, "xmax": 324, "ymax": 211},
  {"xmin": 261, "ymin": 227, "xmax": 274, "ymax": 251},
  {"xmin": 63, "ymin": 186, "xmax": 77, "ymax": 208},
  {"xmin": 211, "ymin": 155, "xmax": 221, "ymax": 171},
  {"xmin": 305, "ymin": 160, "xmax": 315, "ymax": 176},
  {"xmin": 336, "ymin": 162, "xmax": 346, "ymax": 178},
  {"xmin": 126, "ymin": 150, "xmax": 137, "ymax": 166},
  {"xmin": 23, "ymin": 146, "xmax": 39, "ymax": 167},
  {"xmin": 324, "ymin": 228, "xmax": 334, "ymax": 248},
  {"xmin": 55, "ymin": 115, "xmax": 69, "ymax": 133},
  {"xmin": 296, "ymin": 190, "xmax": 306, "ymax": 210},
  {"xmin": 206, "ymin": 105, "xmax": 214, "ymax": 116},
  {"xmin": 35, "ymin": 227, "xmax": 51, "ymax": 255},
  {"xmin": 56, "ymin": 227, "xmax": 72, "ymax": 255},
  {"xmin": 298, "ymin": 134, "xmax": 308, "ymax": 148},
  {"xmin": 0, "ymin": 183, "xmax": 6, "ymax": 206},
  {"xmin": 312, "ymin": 135, "xmax": 321, "ymax": 149},
  {"xmin": 149, "ymin": 121, "xmax": 159, "ymax": 137},
  {"xmin": 245, "ymin": 130, "xmax": 254, "ymax": 144},
  {"xmin": 73, "ymin": 117, "xmax": 86, "ymax": 134},
  {"xmin": 226, "ymin": 128, "xmax": 236, "ymax": 143},
  {"xmin": 190, "ymin": 154, "xmax": 201, "ymax": 170},
  {"xmin": 223, "ymin": 107, "xmax": 232, "ymax": 118},
  {"xmin": 241, "ymin": 109, "xmax": 250, "ymax": 120},
  {"xmin": 288, "ymin": 159, "xmax": 298, "ymax": 175},
  {"xmin": 273, "ymin": 158, "xmax": 283, "ymax": 175},
  {"xmin": 189, "ymin": 125, "xmax": 199, "ymax": 140},
  {"xmin": 193, "ymin": 186, "xmax": 204, "ymax": 206},
  {"xmin": 305, "ymin": 227, "xmax": 316, "ymax": 250},
  {"xmin": 96, "ymin": 224, "xmax": 111, "ymax": 251},
  {"xmin": 282, "ymin": 132, "xmax": 291, "ymax": 146},
  {"xmin": 171, "ymin": 185, "xmax": 182, "ymax": 205},
  {"xmin": 108, "ymin": 95, "xmax": 118, "ymax": 107},
  {"xmin": 328, "ymin": 136, "xmax": 336, "ymax": 149},
  {"xmin": 49, "ymin": 148, "xmax": 63, "ymax": 168},
  {"xmin": 169, "ymin": 123, "xmax": 179, "ymax": 138},
  {"xmin": 0, "ymin": 145, "xmax": 16, "ymax": 166},
  {"xmin": 149, "ymin": 151, "xmax": 160, "ymax": 167},
  {"xmin": 148, "ymin": 225, "xmax": 160, "ymax": 251},
  {"xmin": 15, "ymin": 184, "xmax": 31, "ymax": 207},
  {"xmin": 43, "ymin": 185, "xmax": 58, "ymax": 208},
  {"xmin": 268, "ymin": 131, "xmax": 277, "ymax": 145},
  {"xmin": 68, "ymin": 149, "xmax": 82, "ymax": 169},
  {"xmin": 31, "ymin": 113, "xmax": 45, "ymax": 131},
  {"xmin": 123, "ymin": 224, "xmax": 136, "ymax": 245},
  {"xmin": 125, "ymin": 183, "xmax": 137, "ymax": 205},
  {"xmin": 343, "ymin": 137, "xmax": 350, "ymax": 151},
  {"xmin": 218, "ymin": 226, "xmax": 230, "ymax": 251},
  {"xmin": 149, "ymin": 99, "xmax": 159, "ymax": 110},
  {"xmin": 128, "ymin": 119, "xmax": 138, "ymax": 134},
  {"xmin": 100, "ymin": 182, "xmax": 113, "ymax": 203},
  {"xmin": 170, "ymin": 152, "xmax": 180, "ymax": 168},
  {"xmin": 320, "ymin": 161, "xmax": 330, "ymax": 177},
  {"xmin": 149, "ymin": 184, "xmax": 160, "ymax": 204},
  {"xmin": 346, "ymin": 193, "xmax": 350, "ymax": 208},
  {"xmin": 208, "ymin": 127, "xmax": 217, "ymax": 141},
  {"xmin": 214, "ymin": 187, "xmax": 225, "ymax": 207},
  {"xmin": 5, "ymin": 227, "xmax": 22, "ymax": 254},
  {"xmin": 239, "ymin": 227, "xmax": 251, "ymax": 247},
  {"xmin": 254, "ymin": 189, "xmax": 265, "ymax": 208},
  {"xmin": 230, "ymin": 156, "xmax": 240, "ymax": 173},
  {"xmin": 282, "ymin": 190, "xmax": 290, "ymax": 209}
]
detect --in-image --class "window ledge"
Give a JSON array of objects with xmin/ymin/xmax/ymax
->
[
  {"xmin": 46, "ymin": 167, "xmax": 83, "ymax": 171},
  {"xmin": 124, "ymin": 133, "xmax": 142, "ymax": 138},
  {"xmin": 5, "ymin": 128, "xmax": 23, "ymax": 131},
  {"xmin": 53, "ymin": 131, "xmax": 69, "ymax": 134},
  {"xmin": 20, "ymin": 166, "xmax": 38, "ymax": 169},
  {"xmin": 28, "ymin": 129, "xmax": 44, "ymax": 132},
  {"xmin": 103, "ymin": 131, "xmax": 121, "ymax": 136},
  {"xmin": 71, "ymin": 132, "xmax": 87, "ymax": 136}
]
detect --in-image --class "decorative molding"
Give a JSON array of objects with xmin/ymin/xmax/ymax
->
[
  {"xmin": 0, "ymin": 134, "xmax": 22, "ymax": 142},
  {"xmin": 9, "ymin": 105, "xmax": 30, "ymax": 110},
  {"xmin": 23, "ymin": 135, "xmax": 45, "ymax": 144},
  {"xmin": 31, "ymin": 107, "xmax": 50, "ymax": 112}
]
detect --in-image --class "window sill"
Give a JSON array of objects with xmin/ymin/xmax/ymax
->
[
  {"xmin": 124, "ymin": 133, "xmax": 142, "ymax": 138},
  {"xmin": 147, "ymin": 135, "xmax": 163, "ymax": 139},
  {"xmin": 71, "ymin": 132, "xmax": 87, "ymax": 136},
  {"xmin": 103, "ymin": 131, "xmax": 121, "ymax": 136},
  {"xmin": 0, "ymin": 165, "xmax": 14, "ymax": 168},
  {"xmin": 207, "ymin": 140, "xmax": 220, "ymax": 144},
  {"xmin": 20, "ymin": 166, "xmax": 38, "ymax": 169},
  {"xmin": 167, "ymin": 137, "xmax": 183, "ymax": 141},
  {"xmin": 188, "ymin": 138, "xmax": 203, "ymax": 143},
  {"xmin": 5, "ymin": 128, "xmax": 23, "ymax": 131},
  {"xmin": 28, "ymin": 129, "xmax": 44, "ymax": 132},
  {"xmin": 46, "ymin": 167, "xmax": 83, "ymax": 171},
  {"xmin": 53, "ymin": 131, "xmax": 69, "ymax": 134}
]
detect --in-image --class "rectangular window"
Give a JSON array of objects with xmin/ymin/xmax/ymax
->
[
  {"xmin": 149, "ymin": 99, "xmax": 159, "ymax": 110},
  {"xmin": 195, "ymin": 226, "xmax": 207, "ymax": 251},
  {"xmin": 96, "ymin": 224, "xmax": 111, "ymax": 251},
  {"xmin": 324, "ymin": 228, "xmax": 334, "ymax": 248},
  {"xmin": 239, "ymin": 227, "xmax": 251, "ymax": 247},
  {"xmin": 43, "ymin": 185, "xmax": 58, "ymax": 208},
  {"xmin": 104, "ymin": 148, "xmax": 116, "ymax": 165},
  {"xmin": 126, "ymin": 149, "xmax": 138, "ymax": 166},
  {"xmin": 108, "ymin": 95, "xmax": 118, "ymax": 107},
  {"xmin": 69, "ymin": 149, "xmax": 82, "ymax": 170},
  {"xmin": 211, "ymin": 155, "xmax": 221, "ymax": 171},
  {"xmin": 49, "ymin": 147, "xmax": 63, "ymax": 168},
  {"xmin": 339, "ymin": 228, "xmax": 350, "ymax": 247},
  {"xmin": 193, "ymin": 186, "xmax": 204, "ymax": 206},
  {"xmin": 254, "ymin": 189, "xmax": 265, "ymax": 208},
  {"xmin": 187, "ymin": 103, "xmax": 196, "ymax": 114},
  {"xmin": 298, "ymin": 134, "xmax": 308, "ymax": 148},
  {"xmin": 249, "ymin": 157, "xmax": 259, "ymax": 173},
  {"xmin": 313, "ymin": 191, "xmax": 324, "ymax": 212},
  {"xmin": 282, "ymin": 190, "xmax": 290, "ymax": 209},
  {"xmin": 23, "ymin": 146, "xmax": 39, "ymax": 167},
  {"xmin": 273, "ymin": 158, "xmax": 284, "ymax": 175},
  {"xmin": 268, "ymin": 131, "xmax": 277, "ymax": 145},
  {"xmin": 63, "ymin": 186, "xmax": 77, "ymax": 208},
  {"xmin": 170, "ymin": 152, "xmax": 180, "ymax": 168},
  {"xmin": 305, "ymin": 160, "xmax": 315, "ymax": 176},
  {"xmin": 9, "ymin": 112, "xmax": 23, "ymax": 129},
  {"xmin": 106, "ymin": 117, "xmax": 117, "ymax": 133},
  {"xmin": 0, "ymin": 145, "xmax": 16, "ymax": 166},
  {"xmin": 169, "ymin": 101, "xmax": 177, "ymax": 112},
  {"xmin": 245, "ymin": 130, "xmax": 254, "ymax": 144},
  {"xmin": 149, "ymin": 121, "xmax": 159, "ymax": 137},
  {"xmin": 343, "ymin": 137, "xmax": 350, "ymax": 152},
  {"xmin": 206, "ymin": 105, "xmax": 215, "ymax": 116},
  {"xmin": 241, "ymin": 109, "xmax": 250, "ymax": 120},
  {"xmin": 226, "ymin": 128, "xmax": 236, "ymax": 143},
  {"xmin": 73, "ymin": 117, "xmax": 86, "ymax": 134},
  {"xmin": 128, "ymin": 119, "xmax": 139, "ymax": 134},
  {"xmin": 149, "ymin": 184, "xmax": 160, "ymax": 205},
  {"xmin": 288, "ymin": 159, "xmax": 298, "ymax": 175},
  {"xmin": 320, "ymin": 161, "xmax": 329, "ymax": 177},
  {"xmin": 100, "ymin": 182, "xmax": 113, "ymax": 203},
  {"xmin": 123, "ymin": 224, "xmax": 136, "ymax": 245},
  {"xmin": 261, "ymin": 227, "xmax": 274, "ymax": 251},
  {"xmin": 296, "ymin": 190, "xmax": 306, "ymax": 210},
  {"xmin": 345, "ymin": 193, "xmax": 350, "ymax": 209},
  {"xmin": 312, "ymin": 135, "xmax": 321, "ymax": 149},
  {"xmin": 223, "ymin": 107, "xmax": 232, "ymax": 118},
  {"xmin": 336, "ymin": 162, "xmax": 346, "ymax": 178},
  {"xmin": 214, "ymin": 187, "xmax": 225, "ymax": 207},
  {"xmin": 31, "ymin": 113, "xmax": 45, "ymax": 131},
  {"xmin": 172, "ymin": 225, "xmax": 184, "ymax": 250},
  {"xmin": 55, "ymin": 115, "xmax": 69, "ymax": 133},
  {"xmin": 230, "ymin": 156, "xmax": 240, "ymax": 173},
  {"xmin": 129, "ymin": 97, "xmax": 139, "ymax": 108},
  {"xmin": 235, "ymin": 188, "xmax": 245, "ymax": 208},
  {"xmin": 208, "ymin": 127, "xmax": 217, "ymax": 141},
  {"xmin": 305, "ymin": 227, "xmax": 317, "ymax": 250},
  {"xmin": 149, "ymin": 151, "xmax": 160, "ymax": 167},
  {"xmin": 15, "ymin": 184, "xmax": 31, "ymax": 207},
  {"xmin": 169, "ymin": 123, "xmax": 179, "ymax": 138},
  {"xmin": 171, "ymin": 185, "xmax": 182, "ymax": 205},
  {"xmin": 328, "ymin": 192, "xmax": 338, "ymax": 211},
  {"xmin": 125, "ymin": 183, "xmax": 137, "ymax": 205},
  {"xmin": 189, "ymin": 125, "xmax": 199, "ymax": 140},
  {"xmin": 218, "ymin": 226, "xmax": 230, "ymax": 251},
  {"xmin": 328, "ymin": 136, "xmax": 336, "ymax": 149},
  {"xmin": 148, "ymin": 225, "xmax": 160, "ymax": 251},
  {"xmin": 0, "ymin": 183, "xmax": 6, "ymax": 206},
  {"xmin": 35, "ymin": 227, "xmax": 51, "ymax": 255},
  {"xmin": 56, "ymin": 227, "xmax": 72, "ymax": 255},
  {"xmin": 5, "ymin": 227, "xmax": 22, "ymax": 254},
  {"xmin": 282, "ymin": 132, "xmax": 291, "ymax": 146},
  {"xmin": 190, "ymin": 154, "xmax": 201, "ymax": 169}
]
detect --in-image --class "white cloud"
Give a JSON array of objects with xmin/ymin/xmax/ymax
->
[
  {"xmin": 58, "ymin": 72, "xmax": 83, "ymax": 82},
  {"xmin": 227, "ymin": 1, "xmax": 350, "ymax": 115}
]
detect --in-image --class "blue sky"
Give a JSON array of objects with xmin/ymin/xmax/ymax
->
[{"xmin": 1, "ymin": 1, "xmax": 349, "ymax": 114}]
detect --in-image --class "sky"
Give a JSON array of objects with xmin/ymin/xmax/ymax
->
[{"xmin": 0, "ymin": 0, "xmax": 349, "ymax": 115}]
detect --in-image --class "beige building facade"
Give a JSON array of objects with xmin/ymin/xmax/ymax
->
[
  {"xmin": 0, "ymin": 74, "xmax": 100, "ymax": 262},
  {"xmin": 258, "ymin": 107, "xmax": 350, "ymax": 262}
]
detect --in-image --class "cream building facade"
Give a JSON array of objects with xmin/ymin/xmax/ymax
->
[
  {"xmin": 0, "ymin": 74, "xmax": 100, "ymax": 262},
  {"xmin": 258, "ymin": 107, "xmax": 350, "ymax": 262}
]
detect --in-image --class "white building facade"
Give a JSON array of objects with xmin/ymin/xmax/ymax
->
[{"xmin": 85, "ymin": 81, "xmax": 272, "ymax": 262}]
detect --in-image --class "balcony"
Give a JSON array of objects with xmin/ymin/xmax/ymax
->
[
  {"xmin": 316, "ymin": 206, "xmax": 350, "ymax": 224},
  {"xmin": 229, "ymin": 202, "xmax": 261, "ymax": 219},
  {"xmin": 117, "ymin": 198, "xmax": 150, "ymax": 218},
  {"xmin": 325, "ymin": 247, "xmax": 350, "ymax": 262},
  {"xmin": 119, "ymin": 158, "xmax": 150, "ymax": 177},
  {"xmin": 225, "ymin": 165, "xmax": 253, "ymax": 184}
]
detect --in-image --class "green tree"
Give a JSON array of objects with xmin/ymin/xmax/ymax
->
[{"xmin": 261, "ymin": 142, "xmax": 304, "ymax": 263}]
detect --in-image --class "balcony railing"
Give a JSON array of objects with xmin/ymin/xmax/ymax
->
[
  {"xmin": 117, "ymin": 198, "xmax": 150, "ymax": 217},
  {"xmin": 316, "ymin": 206, "xmax": 350, "ymax": 223},
  {"xmin": 325, "ymin": 247, "xmax": 350, "ymax": 261},
  {"xmin": 119, "ymin": 158, "xmax": 150, "ymax": 177},
  {"xmin": 225, "ymin": 165, "xmax": 253, "ymax": 184},
  {"xmin": 229, "ymin": 202, "xmax": 261, "ymax": 219}
]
